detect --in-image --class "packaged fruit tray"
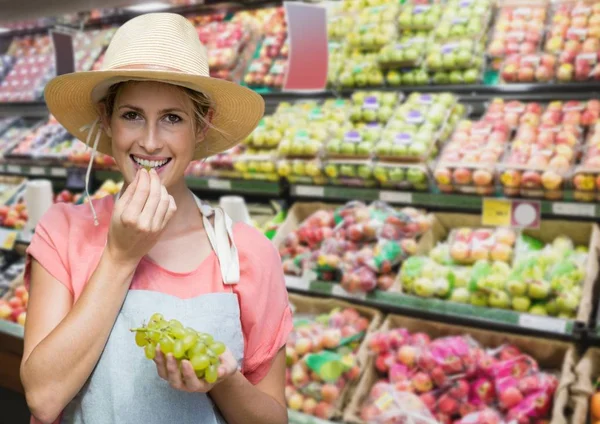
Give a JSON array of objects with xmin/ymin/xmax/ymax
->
[
  {"xmin": 377, "ymin": 37, "xmax": 427, "ymax": 69},
  {"xmin": 374, "ymin": 130, "xmax": 437, "ymax": 163},
  {"xmin": 500, "ymin": 53, "xmax": 557, "ymax": 83},
  {"xmin": 343, "ymin": 314, "xmax": 575, "ymax": 424},
  {"xmin": 571, "ymin": 125, "xmax": 600, "ymax": 201},
  {"xmin": 426, "ymin": 40, "xmax": 481, "ymax": 72},
  {"xmin": 285, "ymin": 293, "xmax": 383, "ymax": 421},
  {"xmin": 323, "ymin": 159, "xmax": 378, "ymax": 188},
  {"xmin": 278, "ymin": 126, "xmax": 329, "ymax": 159},
  {"xmin": 487, "ymin": 2, "xmax": 548, "ymax": 61},
  {"xmin": 232, "ymin": 153, "xmax": 278, "ymax": 181},
  {"xmin": 429, "ymin": 61, "xmax": 484, "ymax": 85},
  {"xmin": 6, "ymin": 120, "xmax": 70, "ymax": 158},
  {"xmin": 373, "ymin": 162, "xmax": 429, "ymax": 191},
  {"xmin": 433, "ymin": 0, "xmax": 492, "ymax": 42},
  {"xmin": 324, "ymin": 129, "xmax": 375, "ymax": 160},
  {"xmin": 349, "ymin": 91, "xmax": 403, "ymax": 125},
  {"xmin": 347, "ymin": 23, "xmax": 397, "ymax": 53},
  {"xmin": 446, "ymin": 226, "xmax": 517, "ymax": 265},
  {"xmin": 357, "ymin": 4, "xmax": 400, "ymax": 26},
  {"xmin": 277, "ymin": 158, "xmax": 327, "ymax": 186},
  {"xmin": 327, "ymin": 13, "xmax": 356, "ymax": 41},
  {"xmin": 397, "ymin": 3, "xmax": 444, "ymax": 31},
  {"xmin": 337, "ymin": 55, "xmax": 385, "ymax": 89}
]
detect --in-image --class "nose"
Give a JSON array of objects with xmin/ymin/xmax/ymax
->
[{"xmin": 138, "ymin": 122, "xmax": 164, "ymax": 153}]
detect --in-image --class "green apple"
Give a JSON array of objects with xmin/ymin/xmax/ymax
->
[
  {"xmin": 402, "ymin": 72, "xmax": 415, "ymax": 86},
  {"xmin": 414, "ymin": 277, "xmax": 436, "ymax": 298},
  {"xmin": 453, "ymin": 268, "xmax": 470, "ymax": 287},
  {"xmin": 304, "ymin": 140, "xmax": 320, "ymax": 156},
  {"xmin": 488, "ymin": 290, "xmax": 511, "ymax": 309},
  {"xmin": 391, "ymin": 144, "xmax": 409, "ymax": 157},
  {"xmin": 389, "ymin": 168, "xmax": 405, "ymax": 182},
  {"xmin": 506, "ymin": 279, "xmax": 527, "ymax": 297},
  {"xmin": 324, "ymin": 164, "xmax": 338, "ymax": 178},
  {"xmin": 354, "ymin": 73, "xmax": 368, "ymax": 87},
  {"xmin": 414, "ymin": 70, "xmax": 429, "ymax": 85},
  {"xmin": 357, "ymin": 165, "xmax": 372, "ymax": 179},
  {"xmin": 449, "ymin": 70, "xmax": 464, "ymax": 85},
  {"xmin": 463, "ymin": 69, "xmax": 479, "ymax": 84},
  {"xmin": 362, "ymin": 109, "xmax": 377, "ymax": 123},
  {"xmin": 556, "ymin": 292, "xmax": 579, "ymax": 313},
  {"xmin": 528, "ymin": 281, "xmax": 550, "ymax": 300},
  {"xmin": 326, "ymin": 140, "xmax": 341, "ymax": 154},
  {"xmin": 545, "ymin": 299, "xmax": 559, "ymax": 317},
  {"xmin": 432, "ymin": 71, "xmax": 449, "ymax": 85},
  {"xmin": 292, "ymin": 161, "xmax": 306, "ymax": 176},
  {"xmin": 442, "ymin": 53, "xmax": 456, "ymax": 69},
  {"xmin": 529, "ymin": 304, "xmax": 548, "ymax": 316},
  {"xmin": 427, "ymin": 53, "xmax": 443, "ymax": 70},
  {"xmin": 449, "ymin": 287, "xmax": 470, "ymax": 303},
  {"xmin": 339, "ymin": 142, "xmax": 356, "ymax": 155},
  {"xmin": 278, "ymin": 139, "xmax": 291, "ymax": 156},
  {"xmin": 413, "ymin": 14, "xmax": 426, "ymax": 28},
  {"xmin": 470, "ymin": 292, "xmax": 488, "ymax": 307},
  {"xmin": 381, "ymin": 93, "xmax": 397, "ymax": 107},
  {"xmin": 387, "ymin": 70, "xmax": 402, "ymax": 86},
  {"xmin": 455, "ymin": 49, "xmax": 472, "ymax": 67},
  {"xmin": 339, "ymin": 164, "xmax": 356, "ymax": 177},
  {"xmin": 352, "ymin": 91, "xmax": 367, "ymax": 105},
  {"xmin": 408, "ymin": 142, "xmax": 428, "ymax": 157},
  {"xmin": 378, "ymin": 106, "xmax": 393, "ymax": 123},
  {"xmin": 407, "ymin": 168, "xmax": 426, "ymax": 184},
  {"xmin": 512, "ymin": 296, "xmax": 531, "ymax": 312},
  {"xmin": 357, "ymin": 142, "xmax": 372, "ymax": 156},
  {"xmin": 375, "ymin": 141, "xmax": 392, "ymax": 156},
  {"xmin": 339, "ymin": 72, "xmax": 354, "ymax": 87},
  {"xmin": 373, "ymin": 165, "xmax": 388, "ymax": 182},
  {"xmin": 277, "ymin": 161, "xmax": 291, "ymax": 177}
]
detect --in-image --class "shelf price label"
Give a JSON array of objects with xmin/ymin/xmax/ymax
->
[
  {"xmin": 29, "ymin": 166, "xmax": 45, "ymax": 176},
  {"xmin": 285, "ymin": 275, "xmax": 309, "ymax": 291},
  {"xmin": 50, "ymin": 167, "xmax": 68, "ymax": 177},
  {"xmin": 294, "ymin": 185, "xmax": 324, "ymax": 197},
  {"xmin": 552, "ymin": 202, "xmax": 596, "ymax": 217},
  {"xmin": 332, "ymin": 284, "xmax": 366, "ymax": 301},
  {"xmin": 518, "ymin": 314, "xmax": 567, "ymax": 334},
  {"xmin": 207, "ymin": 179, "xmax": 231, "ymax": 191},
  {"xmin": 6, "ymin": 165, "xmax": 21, "ymax": 174},
  {"xmin": 379, "ymin": 191, "xmax": 413, "ymax": 204},
  {"xmin": 482, "ymin": 198, "xmax": 540, "ymax": 229}
]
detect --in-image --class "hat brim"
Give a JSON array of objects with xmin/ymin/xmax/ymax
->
[{"xmin": 44, "ymin": 69, "xmax": 265, "ymax": 160}]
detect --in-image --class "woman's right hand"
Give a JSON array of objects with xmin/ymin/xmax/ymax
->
[{"xmin": 106, "ymin": 168, "xmax": 177, "ymax": 264}]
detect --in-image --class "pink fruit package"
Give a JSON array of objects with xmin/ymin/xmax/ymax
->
[
  {"xmin": 456, "ymin": 408, "xmax": 505, "ymax": 424},
  {"xmin": 506, "ymin": 389, "xmax": 553, "ymax": 422},
  {"xmin": 340, "ymin": 265, "xmax": 377, "ymax": 293},
  {"xmin": 361, "ymin": 383, "xmax": 439, "ymax": 424},
  {"xmin": 428, "ymin": 336, "xmax": 480, "ymax": 376}
]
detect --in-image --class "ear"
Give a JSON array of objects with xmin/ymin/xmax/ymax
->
[
  {"xmin": 97, "ymin": 103, "xmax": 113, "ymax": 138},
  {"xmin": 196, "ymin": 109, "xmax": 214, "ymax": 144}
]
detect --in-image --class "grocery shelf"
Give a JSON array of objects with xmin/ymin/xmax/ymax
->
[
  {"xmin": 0, "ymin": 162, "xmax": 68, "ymax": 178},
  {"xmin": 290, "ymin": 185, "xmax": 600, "ymax": 220},
  {"xmin": 285, "ymin": 277, "xmax": 582, "ymax": 342}
]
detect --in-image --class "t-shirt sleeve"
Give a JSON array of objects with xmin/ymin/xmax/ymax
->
[
  {"xmin": 237, "ymin": 225, "xmax": 293, "ymax": 385},
  {"xmin": 24, "ymin": 203, "xmax": 72, "ymax": 294}
]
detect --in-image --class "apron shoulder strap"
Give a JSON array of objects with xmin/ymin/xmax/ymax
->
[{"xmin": 193, "ymin": 195, "xmax": 240, "ymax": 285}]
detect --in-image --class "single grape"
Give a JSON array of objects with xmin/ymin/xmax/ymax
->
[
  {"xmin": 210, "ymin": 342, "xmax": 226, "ymax": 356},
  {"xmin": 195, "ymin": 369, "xmax": 205, "ymax": 379},
  {"xmin": 173, "ymin": 340, "xmax": 186, "ymax": 359},
  {"xmin": 159, "ymin": 335, "xmax": 175, "ymax": 354},
  {"xmin": 190, "ymin": 342, "xmax": 207, "ymax": 357},
  {"xmin": 149, "ymin": 330, "xmax": 161, "ymax": 343},
  {"xmin": 199, "ymin": 333, "xmax": 214, "ymax": 344},
  {"xmin": 170, "ymin": 326, "xmax": 186, "ymax": 339},
  {"xmin": 190, "ymin": 354, "xmax": 210, "ymax": 371},
  {"xmin": 135, "ymin": 331, "xmax": 148, "ymax": 347},
  {"xmin": 205, "ymin": 364, "xmax": 218, "ymax": 384},
  {"xmin": 145, "ymin": 343, "xmax": 157, "ymax": 360},
  {"xmin": 149, "ymin": 313, "xmax": 164, "ymax": 324},
  {"xmin": 169, "ymin": 319, "xmax": 183, "ymax": 329},
  {"xmin": 182, "ymin": 334, "xmax": 198, "ymax": 352},
  {"xmin": 210, "ymin": 355, "xmax": 219, "ymax": 365}
]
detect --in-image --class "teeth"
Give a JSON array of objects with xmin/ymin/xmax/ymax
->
[{"xmin": 132, "ymin": 156, "xmax": 168, "ymax": 168}]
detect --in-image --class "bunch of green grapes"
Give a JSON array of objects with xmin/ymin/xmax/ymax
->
[{"xmin": 131, "ymin": 313, "xmax": 226, "ymax": 383}]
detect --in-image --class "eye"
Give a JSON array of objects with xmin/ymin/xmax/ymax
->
[
  {"xmin": 165, "ymin": 114, "xmax": 182, "ymax": 124},
  {"xmin": 122, "ymin": 111, "xmax": 140, "ymax": 121}
]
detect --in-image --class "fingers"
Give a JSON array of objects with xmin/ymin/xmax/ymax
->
[
  {"xmin": 165, "ymin": 353, "xmax": 185, "ymax": 390},
  {"xmin": 116, "ymin": 170, "xmax": 140, "ymax": 211},
  {"xmin": 152, "ymin": 185, "xmax": 171, "ymax": 231},
  {"xmin": 154, "ymin": 347, "xmax": 168, "ymax": 380},
  {"xmin": 121, "ymin": 169, "xmax": 151, "ymax": 223},
  {"xmin": 137, "ymin": 169, "xmax": 162, "ymax": 229},
  {"xmin": 181, "ymin": 360, "xmax": 205, "ymax": 391}
]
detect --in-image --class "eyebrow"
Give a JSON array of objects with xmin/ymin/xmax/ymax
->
[{"xmin": 118, "ymin": 104, "xmax": 189, "ymax": 115}]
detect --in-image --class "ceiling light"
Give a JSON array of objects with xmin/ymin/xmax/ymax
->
[{"xmin": 125, "ymin": 2, "xmax": 172, "ymax": 13}]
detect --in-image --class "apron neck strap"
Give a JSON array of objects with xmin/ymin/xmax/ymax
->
[{"xmin": 193, "ymin": 195, "xmax": 240, "ymax": 286}]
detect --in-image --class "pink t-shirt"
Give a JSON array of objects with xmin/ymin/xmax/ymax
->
[{"xmin": 24, "ymin": 195, "xmax": 293, "ymax": 420}]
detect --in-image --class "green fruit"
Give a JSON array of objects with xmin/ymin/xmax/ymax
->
[
  {"xmin": 512, "ymin": 296, "xmax": 532, "ymax": 312},
  {"xmin": 528, "ymin": 281, "xmax": 550, "ymax": 300},
  {"xmin": 529, "ymin": 304, "xmax": 548, "ymax": 316},
  {"xmin": 506, "ymin": 279, "xmax": 527, "ymax": 296},
  {"xmin": 488, "ymin": 290, "xmax": 511, "ymax": 309},
  {"xmin": 449, "ymin": 287, "xmax": 470, "ymax": 303},
  {"xmin": 414, "ymin": 277, "xmax": 436, "ymax": 297},
  {"xmin": 470, "ymin": 292, "xmax": 488, "ymax": 307}
]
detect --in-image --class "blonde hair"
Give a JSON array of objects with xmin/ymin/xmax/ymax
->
[{"xmin": 101, "ymin": 81, "xmax": 214, "ymax": 136}]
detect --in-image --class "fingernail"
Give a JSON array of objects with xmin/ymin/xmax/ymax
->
[{"xmin": 150, "ymin": 168, "xmax": 157, "ymax": 175}]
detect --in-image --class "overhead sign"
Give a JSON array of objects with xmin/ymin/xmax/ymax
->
[{"xmin": 283, "ymin": 2, "xmax": 328, "ymax": 92}]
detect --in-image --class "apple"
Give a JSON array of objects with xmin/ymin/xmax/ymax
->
[
  {"xmin": 512, "ymin": 296, "xmax": 532, "ymax": 312},
  {"xmin": 488, "ymin": 290, "xmax": 511, "ymax": 309}
]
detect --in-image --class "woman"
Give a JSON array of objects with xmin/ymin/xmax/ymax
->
[{"xmin": 20, "ymin": 12, "xmax": 292, "ymax": 424}]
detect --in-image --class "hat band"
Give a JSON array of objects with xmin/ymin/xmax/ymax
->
[{"xmin": 107, "ymin": 63, "xmax": 188, "ymax": 73}]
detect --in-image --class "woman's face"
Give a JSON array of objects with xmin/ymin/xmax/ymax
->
[{"xmin": 105, "ymin": 81, "xmax": 199, "ymax": 188}]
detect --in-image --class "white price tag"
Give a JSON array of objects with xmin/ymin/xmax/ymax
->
[
  {"xmin": 207, "ymin": 179, "xmax": 231, "ymax": 190},
  {"xmin": 6, "ymin": 165, "xmax": 21, "ymax": 174},
  {"xmin": 285, "ymin": 275, "xmax": 309, "ymax": 291},
  {"xmin": 332, "ymin": 284, "xmax": 366, "ymax": 301},
  {"xmin": 50, "ymin": 167, "xmax": 67, "ymax": 177},
  {"xmin": 29, "ymin": 166, "xmax": 45, "ymax": 176},
  {"xmin": 552, "ymin": 202, "xmax": 596, "ymax": 217},
  {"xmin": 294, "ymin": 185, "xmax": 325, "ymax": 198},
  {"xmin": 518, "ymin": 315, "xmax": 567, "ymax": 334},
  {"xmin": 379, "ymin": 191, "xmax": 413, "ymax": 204}
]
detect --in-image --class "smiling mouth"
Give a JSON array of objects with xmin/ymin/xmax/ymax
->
[{"xmin": 130, "ymin": 155, "xmax": 172, "ymax": 170}]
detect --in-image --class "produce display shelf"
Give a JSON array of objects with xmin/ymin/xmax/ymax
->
[
  {"xmin": 0, "ymin": 319, "xmax": 23, "ymax": 340},
  {"xmin": 290, "ymin": 185, "xmax": 600, "ymax": 220},
  {"xmin": 285, "ymin": 277, "xmax": 581, "ymax": 341},
  {"xmin": 185, "ymin": 176, "xmax": 283, "ymax": 196},
  {"xmin": 0, "ymin": 162, "xmax": 68, "ymax": 178},
  {"xmin": 287, "ymin": 410, "xmax": 336, "ymax": 424}
]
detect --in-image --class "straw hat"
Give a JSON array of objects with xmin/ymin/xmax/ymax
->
[{"xmin": 44, "ymin": 12, "xmax": 265, "ymax": 160}]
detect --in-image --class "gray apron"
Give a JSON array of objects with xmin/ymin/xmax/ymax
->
[{"xmin": 61, "ymin": 196, "xmax": 244, "ymax": 424}]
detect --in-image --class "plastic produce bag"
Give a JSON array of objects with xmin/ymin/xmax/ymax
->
[{"xmin": 361, "ymin": 384, "xmax": 439, "ymax": 424}]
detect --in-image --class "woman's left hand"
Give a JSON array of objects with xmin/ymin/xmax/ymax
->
[{"xmin": 154, "ymin": 347, "xmax": 239, "ymax": 393}]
